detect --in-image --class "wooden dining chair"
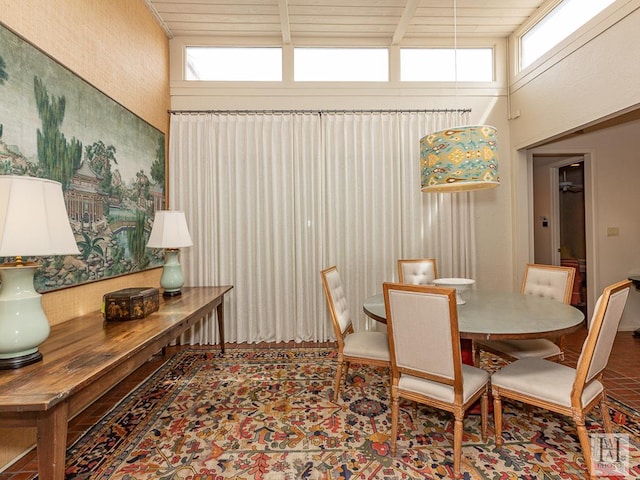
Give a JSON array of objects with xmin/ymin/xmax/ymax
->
[
  {"xmin": 320, "ymin": 266, "xmax": 390, "ymax": 401},
  {"xmin": 397, "ymin": 258, "xmax": 438, "ymax": 285},
  {"xmin": 491, "ymin": 279, "xmax": 631, "ymax": 479},
  {"xmin": 383, "ymin": 282, "xmax": 489, "ymax": 479},
  {"xmin": 474, "ymin": 263, "xmax": 576, "ymax": 364}
]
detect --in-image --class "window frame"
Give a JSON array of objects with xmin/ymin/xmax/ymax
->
[{"xmin": 514, "ymin": 0, "xmax": 619, "ymax": 73}]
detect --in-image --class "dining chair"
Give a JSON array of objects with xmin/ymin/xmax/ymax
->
[
  {"xmin": 474, "ymin": 263, "xmax": 576, "ymax": 364},
  {"xmin": 491, "ymin": 279, "xmax": 631, "ymax": 479},
  {"xmin": 383, "ymin": 282, "xmax": 489, "ymax": 479},
  {"xmin": 397, "ymin": 258, "xmax": 438, "ymax": 285},
  {"xmin": 320, "ymin": 266, "xmax": 390, "ymax": 402}
]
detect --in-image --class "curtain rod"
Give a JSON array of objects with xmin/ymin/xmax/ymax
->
[{"xmin": 168, "ymin": 108, "xmax": 472, "ymax": 115}]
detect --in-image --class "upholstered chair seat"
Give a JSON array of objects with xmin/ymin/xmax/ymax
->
[
  {"xmin": 321, "ymin": 266, "xmax": 390, "ymax": 402},
  {"xmin": 398, "ymin": 364, "xmax": 489, "ymax": 404},
  {"xmin": 342, "ymin": 331, "xmax": 390, "ymax": 361},
  {"xmin": 478, "ymin": 338, "xmax": 561, "ymax": 359},
  {"xmin": 492, "ymin": 357, "xmax": 603, "ymax": 407},
  {"xmin": 491, "ymin": 279, "xmax": 631, "ymax": 479}
]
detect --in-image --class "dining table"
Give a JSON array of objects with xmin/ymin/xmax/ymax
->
[{"xmin": 363, "ymin": 289, "xmax": 585, "ymax": 365}]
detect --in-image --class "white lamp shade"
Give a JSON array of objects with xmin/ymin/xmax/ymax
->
[
  {"xmin": 0, "ymin": 175, "xmax": 79, "ymax": 257},
  {"xmin": 146, "ymin": 210, "xmax": 193, "ymax": 249}
]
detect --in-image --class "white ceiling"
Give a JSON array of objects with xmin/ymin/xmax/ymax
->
[{"xmin": 144, "ymin": 0, "xmax": 548, "ymax": 43}]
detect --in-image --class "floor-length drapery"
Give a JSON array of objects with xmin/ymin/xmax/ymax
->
[{"xmin": 169, "ymin": 110, "xmax": 474, "ymax": 343}]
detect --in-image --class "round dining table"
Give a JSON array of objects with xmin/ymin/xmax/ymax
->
[
  {"xmin": 363, "ymin": 289, "xmax": 585, "ymax": 342},
  {"xmin": 363, "ymin": 289, "xmax": 586, "ymax": 412}
]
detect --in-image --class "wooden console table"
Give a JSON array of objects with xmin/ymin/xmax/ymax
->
[{"xmin": 0, "ymin": 285, "xmax": 232, "ymax": 480}]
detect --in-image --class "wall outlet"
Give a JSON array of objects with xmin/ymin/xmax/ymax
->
[{"xmin": 607, "ymin": 227, "xmax": 620, "ymax": 237}]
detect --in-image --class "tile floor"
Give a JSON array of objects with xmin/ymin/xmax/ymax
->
[
  {"xmin": 1, "ymin": 330, "xmax": 639, "ymax": 479},
  {"xmin": 563, "ymin": 329, "xmax": 640, "ymax": 411}
]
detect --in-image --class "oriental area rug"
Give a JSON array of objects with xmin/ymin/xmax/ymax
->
[{"xmin": 56, "ymin": 348, "xmax": 639, "ymax": 479}]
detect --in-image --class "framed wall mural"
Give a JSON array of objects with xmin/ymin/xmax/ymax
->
[{"xmin": 0, "ymin": 23, "xmax": 166, "ymax": 291}]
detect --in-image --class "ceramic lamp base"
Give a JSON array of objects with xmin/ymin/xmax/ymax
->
[
  {"xmin": 163, "ymin": 290, "xmax": 182, "ymax": 298},
  {"xmin": 160, "ymin": 249, "xmax": 185, "ymax": 297},
  {"xmin": 0, "ymin": 351, "xmax": 42, "ymax": 370},
  {"xmin": 0, "ymin": 264, "xmax": 50, "ymax": 369}
]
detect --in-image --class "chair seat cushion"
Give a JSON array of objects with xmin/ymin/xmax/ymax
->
[
  {"xmin": 398, "ymin": 364, "xmax": 489, "ymax": 404},
  {"xmin": 477, "ymin": 338, "xmax": 561, "ymax": 359},
  {"xmin": 343, "ymin": 331, "xmax": 390, "ymax": 362},
  {"xmin": 491, "ymin": 357, "xmax": 603, "ymax": 407}
]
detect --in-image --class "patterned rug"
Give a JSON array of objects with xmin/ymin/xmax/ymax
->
[{"xmin": 59, "ymin": 348, "xmax": 640, "ymax": 479}]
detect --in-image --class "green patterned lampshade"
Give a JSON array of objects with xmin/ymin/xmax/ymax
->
[{"xmin": 420, "ymin": 125, "xmax": 500, "ymax": 192}]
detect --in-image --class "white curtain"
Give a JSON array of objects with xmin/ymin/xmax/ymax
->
[{"xmin": 169, "ymin": 110, "xmax": 474, "ymax": 344}]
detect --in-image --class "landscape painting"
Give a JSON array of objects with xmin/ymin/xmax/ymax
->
[{"xmin": 0, "ymin": 23, "xmax": 166, "ymax": 291}]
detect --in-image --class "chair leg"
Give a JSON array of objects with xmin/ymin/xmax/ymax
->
[
  {"xmin": 333, "ymin": 356, "xmax": 344, "ymax": 401},
  {"xmin": 390, "ymin": 390, "xmax": 399, "ymax": 456},
  {"xmin": 600, "ymin": 397, "xmax": 613, "ymax": 434},
  {"xmin": 343, "ymin": 361, "xmax": 350, "ymax": 388},
  {"xmin": 576, "ymin": 418, "xmax": 596, "ymax": 479},
  {"xmin": 453, "ymin": 413, "xmax": 464, "ymax": 479},
  {"xmin": 480, "ymin": 391, "xmax": 488, "ymax": 443},
  {"xmin": 557, "ymin": 336, "xmax": 566, "ymax": 362},
  {"xmin": 493, "ymin": 392, "xmax": 504, "ymax": 448}
]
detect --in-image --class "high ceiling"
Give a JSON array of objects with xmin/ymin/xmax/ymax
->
[{"xmin": 144, "ymin": 0, "xmax": 547, "ymax": 43}]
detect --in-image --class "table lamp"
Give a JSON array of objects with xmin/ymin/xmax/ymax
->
[
  {"xmin": 146, "ymin": 210, "xmax": 193, "ymax": 297},
  {"xmin": 0, "ymin": 175, "xmax": 80, "ymax": 369}
]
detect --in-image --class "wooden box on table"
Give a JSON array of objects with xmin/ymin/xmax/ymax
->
[{"xmin": 103, "ymin": 287, "xmax": 160, "ymax": 321}]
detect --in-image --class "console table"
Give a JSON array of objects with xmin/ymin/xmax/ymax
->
[{"xmin": 0, "ymin": 285, "xmax": 232, "ymax": 480}]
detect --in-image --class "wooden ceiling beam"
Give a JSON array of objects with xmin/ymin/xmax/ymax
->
[
  {"xmin": 278, "ymin": 0, "xmax": 292, "ymax": 44},
  {"xmin": 392, "ymin": 0, "xmax": 422, "ymax": 45}
]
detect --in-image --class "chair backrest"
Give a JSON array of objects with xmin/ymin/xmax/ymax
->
[
  {"xmin": 521, "ymin": 263, "xmax": 576, "ymax": 304},
  {"xmin": 397, "ymin": 258, "xmax": 438, "ymax": 285},
  {"xmin": 321, "ymin": 266, "xmax": 352, "ymax": 342},
  {"xmin": 574, "ymin": 279, "xmax": 631, "ymax": 398},
  {"xmin": 383, "ymin": 282, "xmax": 462, "ymax": 395}
]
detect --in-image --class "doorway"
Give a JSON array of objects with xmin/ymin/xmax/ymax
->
[
  {"xmin": 532, "ymin": 154, "xmax": 590, "ymax": 315},
  {"xmin": 558, "ymin": 162, "xmax": 587, "ymax": 313}
]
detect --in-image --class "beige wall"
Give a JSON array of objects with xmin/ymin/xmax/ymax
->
[
  {"xmin": 508, "ymin": 2, "xmax": 640, "ymax": 149},
  {"xmin": 532, "ymin": 120, "xmax": 640, "ymax": 331},
  {"xmin": 507, "ymin": 2, "xmax": 640, "ymax": 327},
  {"xmin": 0, "ymin": 0, "xmax": 169, "ymax": 467},
  {"xmin": 0, "ymin": 0, "xmax": 169, "ymax": 133}
]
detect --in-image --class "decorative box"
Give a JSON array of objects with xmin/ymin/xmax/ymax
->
[{"xmin": 103, "ymin": 287, "xmax": 160, "ymax": 321}]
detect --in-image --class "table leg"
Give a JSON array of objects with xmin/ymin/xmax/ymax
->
[
  {"xmin": 460, "ymin": 339, "xmax": 474, "ymax": 365},
  {"xmin": 217, "ymin": 301, "xmax": 225, "ymax": 353},
  {"xmin": 37, "ymin": 401, "xmax": 69, "ymax": 480}
]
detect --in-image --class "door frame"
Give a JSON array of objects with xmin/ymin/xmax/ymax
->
[
  {"xmin": 528, "ymin": 148, "xmax": 597, "ymax": 319},
  {"xmin": 549, "ymin": 156, "xmax": 584, "ymax": 266}
]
